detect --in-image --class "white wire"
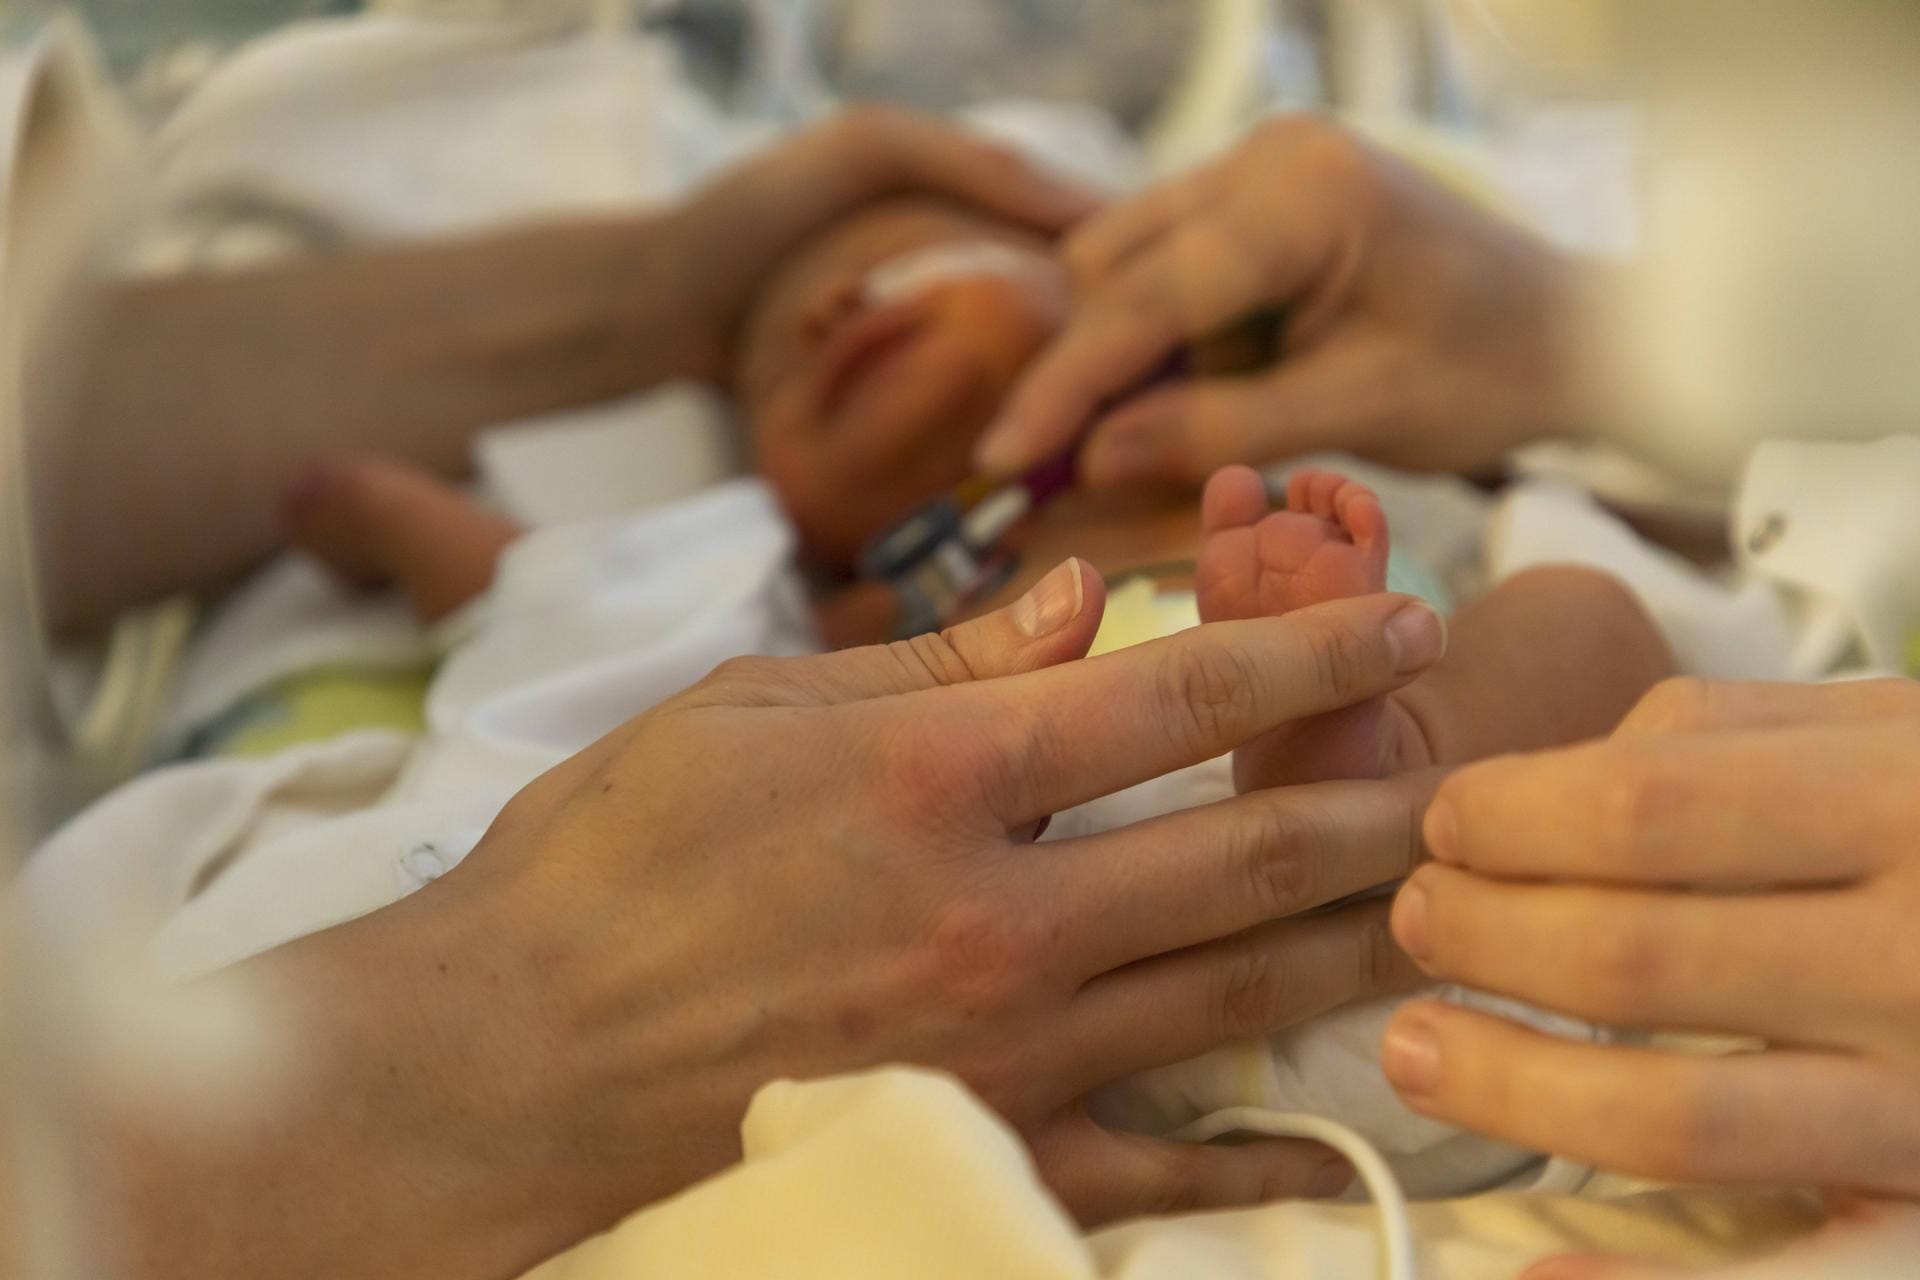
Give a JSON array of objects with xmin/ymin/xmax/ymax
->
[{"xmin": 1170, "ymin": 1108, "xmax": 1417, "ymax": 1280}]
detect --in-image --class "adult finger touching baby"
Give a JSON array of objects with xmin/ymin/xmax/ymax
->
[
  {"xmin": 1378, "ymin": 674, "xmax": 1920, "ymax": 1228},
  {"xmin": 763, "ymin": 558, "xmax": 1108, "ymax": 708}
]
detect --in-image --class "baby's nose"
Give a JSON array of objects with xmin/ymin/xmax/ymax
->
[{"xmin": 803, "ymin": 282, "xmax": 865, "ymax": 345}]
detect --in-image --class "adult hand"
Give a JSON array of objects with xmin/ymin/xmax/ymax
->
[
  {"xmin": 137, "ymin": 561, "xmax": 1447, "ymax": 1280},
  {"xmin": 1381, "ymin": 678, "xmax": 1920, "ymax": 1221},
  {"xmin": 976, "ymin": 116, "xmax": 1581, "ymax": 486},
  {"xmin": 669, "ymin": 106, "xmax": 1097, "ymax": 382}
]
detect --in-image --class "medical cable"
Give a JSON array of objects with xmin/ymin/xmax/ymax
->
[{"xmin": 1170, "ymin": 1108, "xmax": 1418, "ymax": 1280}]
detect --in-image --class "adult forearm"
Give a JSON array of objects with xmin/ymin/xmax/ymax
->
[
  {"xmin": 28, "ymin": 106, "xmax": 1095, "ymax": 634},
  {"xmin": 32, "ymin": 212, "xmax": 700, "ymax": 634},
  {"xmin": 102, "ymin": 902, "xmax": 599, "ymax": 1280}
]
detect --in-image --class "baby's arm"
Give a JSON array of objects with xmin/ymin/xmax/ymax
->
[
  {"xmin": 285, "ymin": 455, "xmax": 523, "ymax": 625},
  {"xmin": 1398, "ymin": 566, "xmax": 1674, "ymax": 768}
]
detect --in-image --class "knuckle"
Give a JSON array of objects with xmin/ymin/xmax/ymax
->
[
  {"xmin": 1143, "ymin": 1145, "xmax": 1216, "ymax": 1216},
  {"xmin": 1658, "ymin": 1074, "xmax": 1743, "ymax": 1177},
  {"xmin": 1596, "ymin": 756, "xmax": 1684, "ymax": 867},
  {"xmin": 1276, "ymin": 118, "xmax": 1375, "ymax": 193},
  {"xmin": 705, "ymin": 654, "xmax": 780, "ymax": 696},
  {"xmin": 893, "ymin": 631, "xmax": 979, "ymax": 690},
  {"xmin": 927, "ymin": 895, "xmax": 1042, "ymax": 1014},
  {"xmin": 1299, "ymin": 618, "xmax": 1373, "ymax": 706},
  {"xmin": 1164, "ymin": 641, "xmax": 1263, "ymax": 754},
  {"xmin": 1211, "ymin": 946, "xmax": 1293, "ymax": 1040},
  {"xmin": 1871, "ymin": 677, "xmax": 1920, "ymax": 720},
  {"xmin": 884, "ymin": 715, "xmax": 1002, "ymax": 815},
  {"xmin": 1625, "ymin": 677, "xmax": 1719, "ymax": 735},
  {"xmin": 954, "ymin": 1043, "xmax": 1037, "ymax": 1117},
  {"xmin": 1583, "ymin": 916, "xmax": 1670, "ymax": 1016},
  {"xmin": 1234, "ymin": 801, "xmax": 1322, "ymax": 918}
]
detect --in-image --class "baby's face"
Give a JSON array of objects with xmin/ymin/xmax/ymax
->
[{"xmin": 736, "ymin": 199, "xmax": 1067, "ymax": 569}]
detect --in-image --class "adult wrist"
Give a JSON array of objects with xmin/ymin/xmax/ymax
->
[
  {"xmin": 298, "ymin": 888, "xmax": 617, "ymax": 1279},
  {"xmin": 110, "ymin": 893, "xmax": 608, "ymax": 1280}
]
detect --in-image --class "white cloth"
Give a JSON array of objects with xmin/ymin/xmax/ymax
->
[
  {"xmin": 30, "ymin": 480, "xmax": 813, "ymax": 979},
  {"xmin": 130, "ymin": 14, "xmax": 754, "ymax": 266},
  {"xmin": 1486, "ymin": 438, "xmax": 1920, "ymax": 683},
  {"xmin": 1735, "ymin": 436, "xmax": 1920, "ymax": 677},
  {"xmin": 519, "ymin": 1066, "xmax": 1835, "ymax": 1280},
  {"xmin": 1485, "ymin": 481, "xmax": 1802, "ymax": 681}
]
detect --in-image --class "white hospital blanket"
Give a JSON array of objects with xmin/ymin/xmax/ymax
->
[
  {"xmin": 519, "ymin": 1067, "xmax": 1835, "ymax": 1280},
  {"xmin": 30, "ymin": 480, "xmax": 814, "ymax": 979}
]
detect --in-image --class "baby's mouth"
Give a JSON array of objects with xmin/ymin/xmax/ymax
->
[{"xmin": 815, "ymin": 303, "xmax": 928, "ymax": 418}]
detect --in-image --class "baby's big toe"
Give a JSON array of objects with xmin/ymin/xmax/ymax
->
[{"xmin": 1201, "ymin": 465, "xmax": 1273, "ymax": 535}]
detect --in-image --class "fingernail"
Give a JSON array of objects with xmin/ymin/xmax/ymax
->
[
  {"xmin": 1424, "ymin": 799, "xmax": 1460, "ymax": 865},
  {"xmin": 1382, "ymin": 1017, "xmax": 1443, "ymax": 1099},
  {"xmin": 1307, "ymin": 1158, "xmax": 1354, "ymax": 1199},
  {"xmin": 1392, "ymin": 878, "xmax": 1433, "ymax": 964},
  {"xmin": 1387, "ymin": 602, "xmax": 1447, "ymax": 674},
  {"xmin": 1013, "ymin": 558, "xmax": 1086, "ymax": 638}
]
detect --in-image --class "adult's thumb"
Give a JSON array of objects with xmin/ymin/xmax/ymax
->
[{"xmin": 758, "ymin": 559, "xmax": 1109, "ymax": 708}]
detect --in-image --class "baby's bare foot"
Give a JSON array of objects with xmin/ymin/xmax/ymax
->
[
  {"xmin": 284, "ymin": 455, "xmax": 522, "ymax": 625},
  {"xmin": 1196, "ymin": 466, "xmax": 1424, "ymax": 789}
]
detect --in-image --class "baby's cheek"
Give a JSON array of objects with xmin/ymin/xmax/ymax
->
[
  {"xmin": 931, "ymin": 283, "xmax": 1060, "ymax": 393},
  {"xmin": 755, "ymin": 397, "xmax": 848, "ymax": 551}
]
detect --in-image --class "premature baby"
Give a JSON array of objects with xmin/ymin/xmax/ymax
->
[{"xmin": 285, "ymin": 197, "xmax": 1675, "ymax": 1195}]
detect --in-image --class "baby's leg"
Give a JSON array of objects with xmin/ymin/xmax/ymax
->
[
  {"xmin": 1196, "ymin": 466, "xmax": 1417, "ymax": 788},
  {"xmin": 285, "ymin": 455, "xmax": 522, "ymax": 625},
  {"xmin": 1396, "ymin": 564, "xmax": 1674, "ymax": 766}
]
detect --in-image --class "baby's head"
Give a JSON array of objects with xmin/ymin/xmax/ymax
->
[{"xmin": 735, "ymin": 198, "xmax": 1067, "ymax": 569}]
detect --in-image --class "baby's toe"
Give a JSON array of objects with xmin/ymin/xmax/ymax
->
[
  {"xmin": 1201, "ymin": 465, "xmax": 1273, "ymax": 535},
  {"xmin": 1335, "ymin": 482, "xmax": 1389, "ymax": 554}
]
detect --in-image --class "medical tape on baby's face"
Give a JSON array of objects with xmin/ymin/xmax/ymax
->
[{"xmin": 860, "ymin": 242, "xmax": 1068, "ymax": 316}]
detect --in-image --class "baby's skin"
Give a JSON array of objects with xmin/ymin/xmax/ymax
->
[{"xmin": 1198, "ymin": 465, "xmax": 1414, "ymax": 792}]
